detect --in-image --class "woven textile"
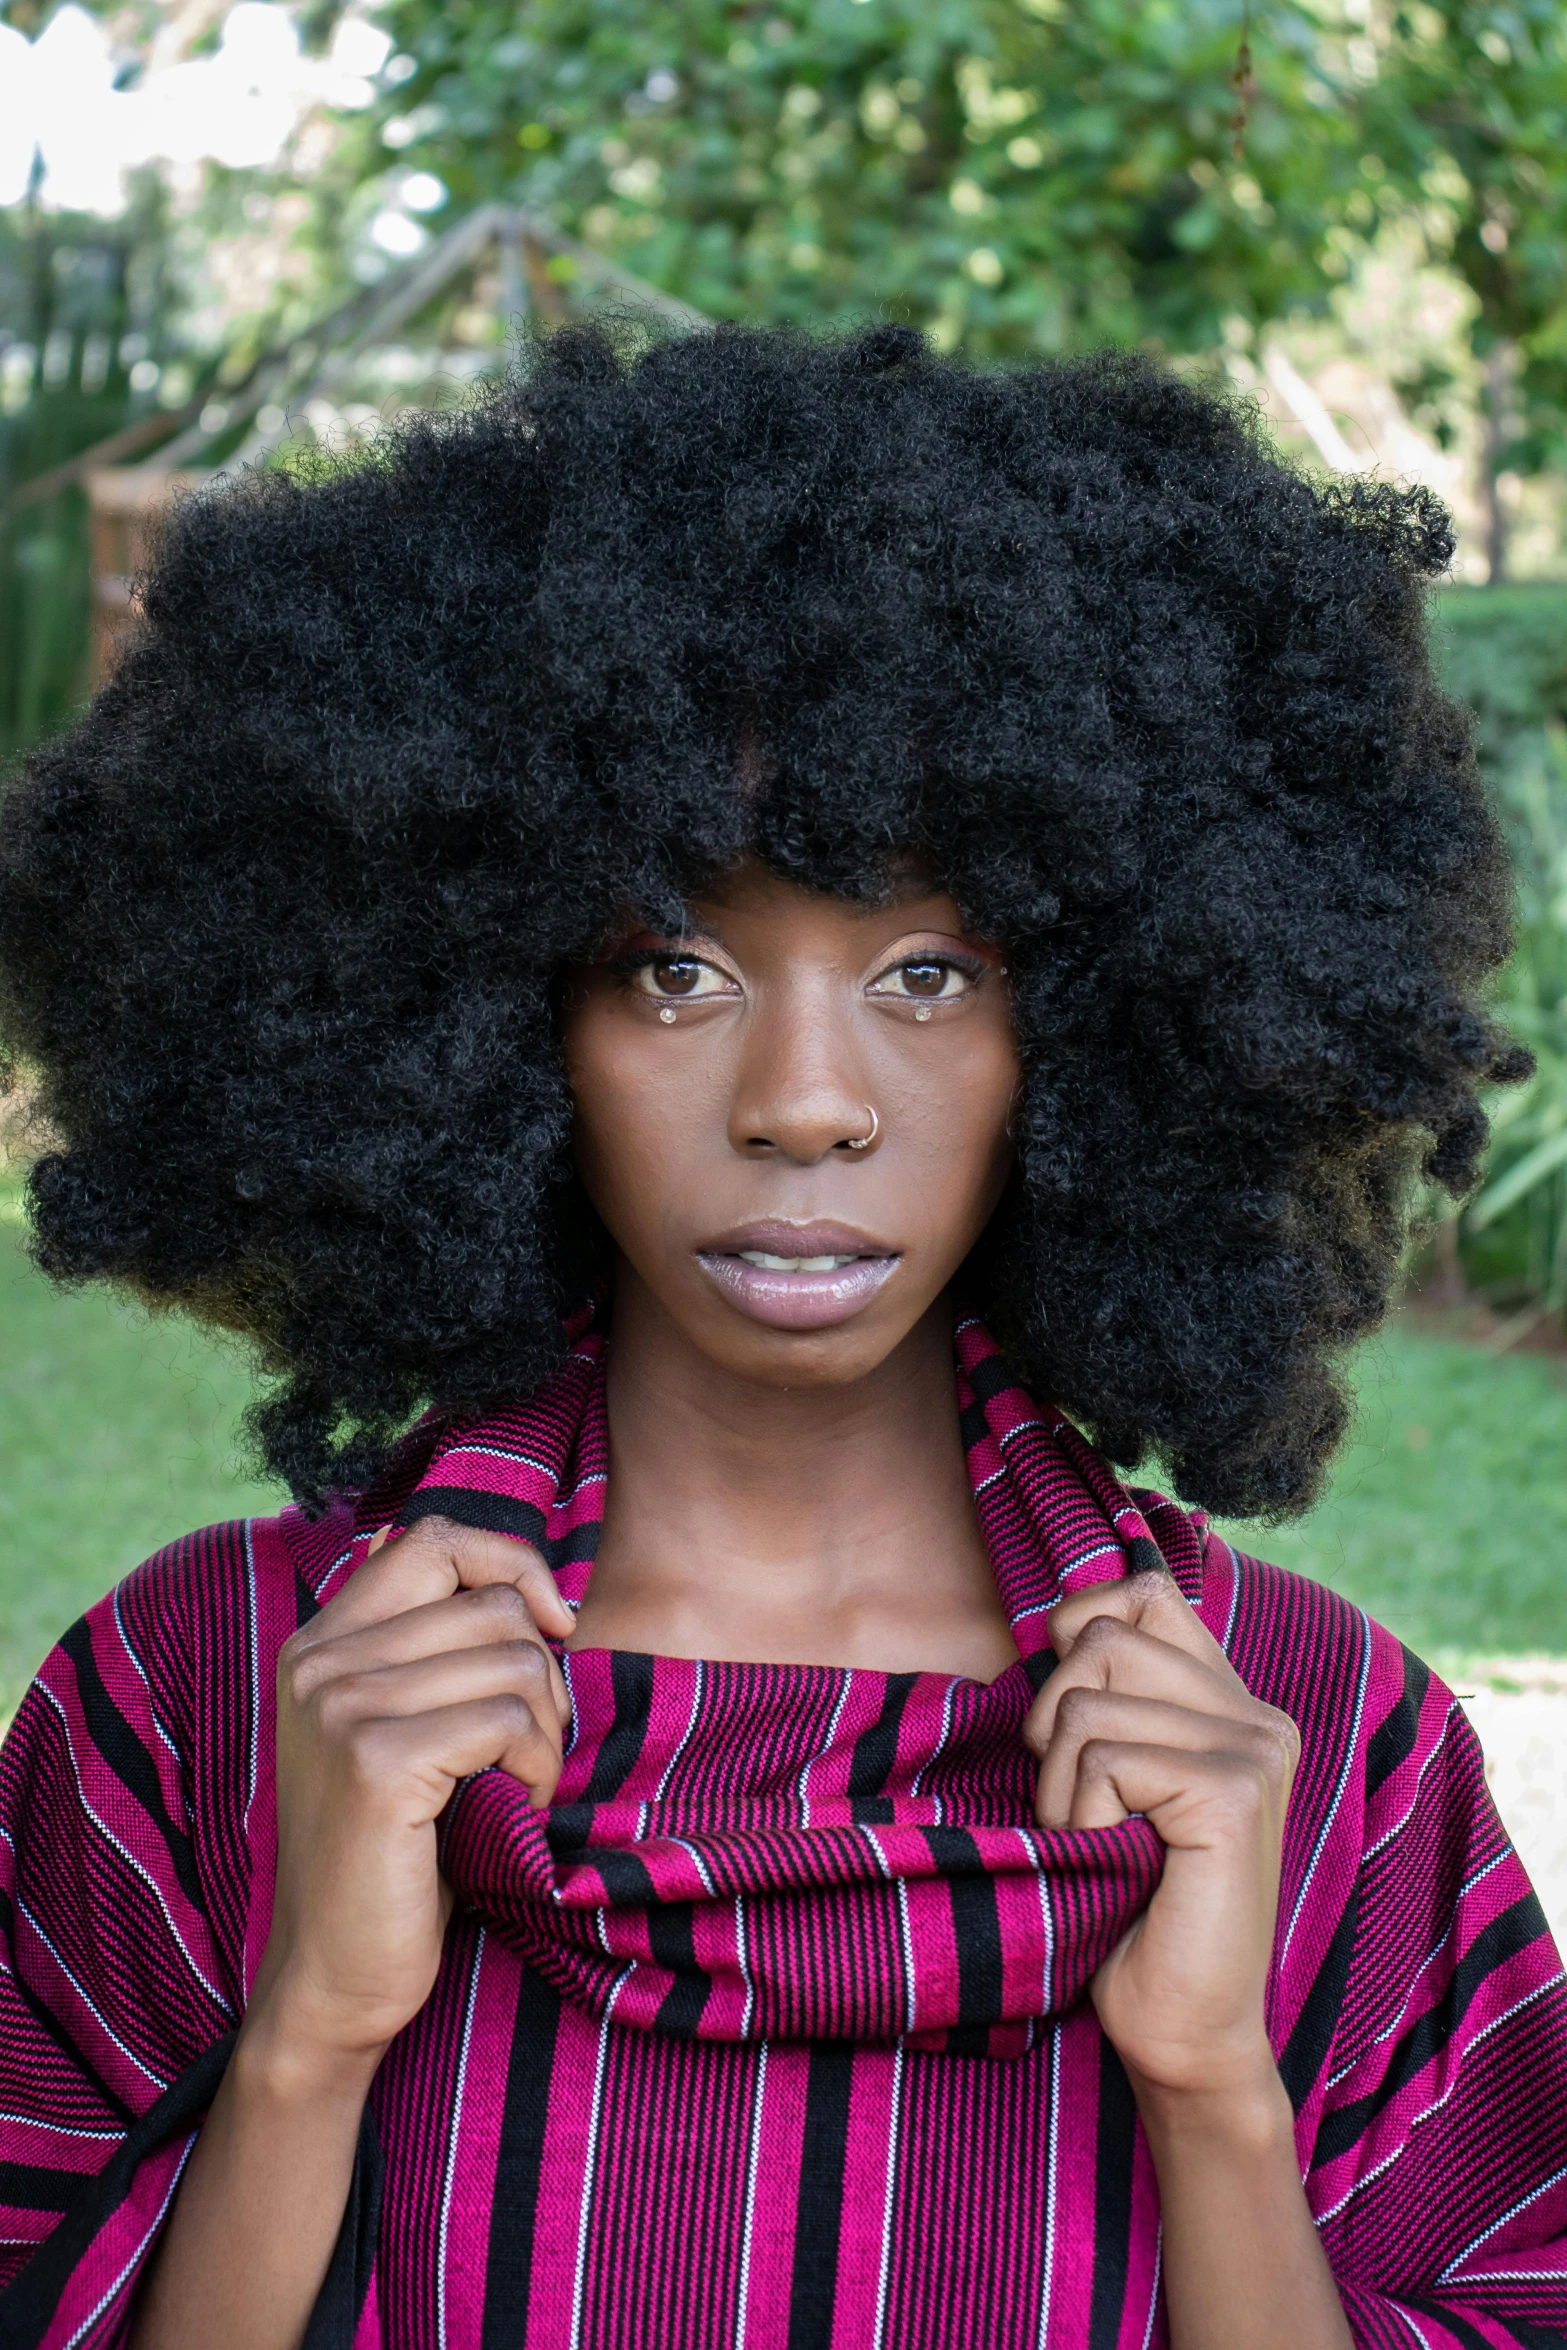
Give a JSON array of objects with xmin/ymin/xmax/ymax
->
[{"xmin": 2, "ymin": 1319, "xmax": 1565, "ymax": 2347}]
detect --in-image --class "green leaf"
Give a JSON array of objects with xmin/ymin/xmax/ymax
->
[{"xmin": 1469, "ymin": 1126, "xmax": 1567, "ymax": 1229}]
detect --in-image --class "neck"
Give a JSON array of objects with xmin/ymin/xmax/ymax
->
[{"xmin": 571, "ymin": 1265, "xmax": 1019, "ymax": 1681}]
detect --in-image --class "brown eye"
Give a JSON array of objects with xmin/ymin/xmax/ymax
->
[
  {"xmin": 653, "ymin": 958, "xmax": 702, "ymax": 995},
  {"xmin": 627, "ymin": 952, "xmax": 735, "ymax": 1002},
  {"xmin": 868, "ymin": 954, "xmax": 978, "ymax": 1004}
]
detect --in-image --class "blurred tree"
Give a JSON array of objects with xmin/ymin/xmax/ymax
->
[
  {"xmin": 0, "ymin": 182, "xmax": 183, "ymax": 755},
  {"xmin": 355, "ymin": 0, "xmax": 1369, "ymax": 359},
  {"xmin": 1363, "ymin": 2, "xmax": 1567, "ymax": 582}
]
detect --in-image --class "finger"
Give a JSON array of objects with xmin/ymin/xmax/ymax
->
[
  {"xmin": 314, "ymin": 1641, "xmax": 566, "ymax": 1778},
  {"xmin": 1024, "ymin": 1610, "xmax": 1269, "ymax": 1757},
  {"xmin": 1049, "ymin": 1568, "xmax": 1235, "ymax": 1673},
  {"xmin": 1067, "ymin": 1738, "xmax": 1280, "ymax": 1847},
  {"xmin": 285, "ymin": 1581, "xmax": 572, "ymax": 1727},
  {"xmin": 1033, "ymin": 1690, "xmax": 1293, "ymax": 1829},
  {"xmin": 344, "ymin": 1692, "xmax": 565, "ymax": 1811},
  {"xmin": 302, "ymin": 1516, "xmax": 574, "ymax": 1645}
]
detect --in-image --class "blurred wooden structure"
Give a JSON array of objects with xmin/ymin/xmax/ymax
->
[{"xmin": 86, "ymin": 467, "xmax": 208, "ymax": 685}]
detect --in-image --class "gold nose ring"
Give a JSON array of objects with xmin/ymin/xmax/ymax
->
[{"xmin": 844, "ymin": 1105, "xmax": 879, "ymax": 1152}]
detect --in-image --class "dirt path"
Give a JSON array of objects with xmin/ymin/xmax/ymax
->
[{"xmin": 1461, "ymin": 1668, "xmax": 1567, "ymax": 1949}]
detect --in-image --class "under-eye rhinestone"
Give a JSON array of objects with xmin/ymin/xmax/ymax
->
[
  {"xmin": 659, "ymin": 1006, "xmax": 677, "ymax": 1024},
  {"xmin": 914, "ymin": 1005, "xmax": 932, "ymax": 1022}
]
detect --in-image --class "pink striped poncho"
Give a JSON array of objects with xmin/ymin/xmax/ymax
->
[{"xmin": 2, "ymin": 1315, "xmax": 1565, "ymax": 2347}]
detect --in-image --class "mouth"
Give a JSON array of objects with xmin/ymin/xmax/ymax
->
[{"xmin": 695, "ymin": 1220, "xmax": 902, "ymax": 1331}]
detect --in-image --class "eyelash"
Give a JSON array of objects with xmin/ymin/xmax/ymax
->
[
  {"xmin": 613, "ymin": 947, "xmax": 733, "ymax": 999},
  {"xmin": 614, "ymin": 946, "xmax": 988, "ymax": 1003},
  {"xmin": 868, "ymin": 952, "xmax": 986, "ymax": 1002}
]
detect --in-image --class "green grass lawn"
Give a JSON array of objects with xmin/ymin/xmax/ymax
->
[
  {"xmin": 1211, "ymin": 1327, "xmax": 1567, "ymax": 1680},
  {"xmin": 0, "ymin": 1189, "xmax": 281, "ymax": 1719},
  {"xmin": 2, "ymin": 1184, "xmax": 1564, "ymax": 1717}
]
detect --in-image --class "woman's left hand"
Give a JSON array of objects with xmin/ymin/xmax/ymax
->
[{"xmin": 1022, "ymin": 1567, "xmax": 1300, "ymax": 2104}]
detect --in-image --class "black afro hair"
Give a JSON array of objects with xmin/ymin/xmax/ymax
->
[{"xmin": 0, "ymin": 320, "xmax": 1528, "ymax": 1513}]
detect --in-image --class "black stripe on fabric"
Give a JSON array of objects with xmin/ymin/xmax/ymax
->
[
  {"xmin": 1277, "ymin": 1887, "xmax": 1360, "ymax": 2114},
  {"xmin": 1313, "ymin": 1891, "xmax": 1550, "ymax": 2168},
  {"xmin": 591, "ymin": 1847, "xmax": 660, "ymax": 1905},
  {"xmin": 1123, "ymin": 1534, "xmax": 1167, "ymax": 1576},
  {"xmin": 584, "ymin": 1651, "xmax": 656, "ymax": 1800},
  {"xmin": 965, "ymin": 1350, "xmax": 1021, "ymax": 1405},
  {"xmin": 1399, "ymin": 2299, "xmax": 1521, "ymax": 2350},
  {"xmin": 1023, "ymin": 1647, "xmax": 1058, "ymax": 1695},
  {"xmin": 0, "ymin": 1889, "xmax": 135, "ymax": 2129},
  {"xmin": 958, "ymin": 1398, "xmax": 990, "ymax": 1454},
  {"xmin": 923, "ymin": 1827, "xmax": 1005, "ymax": 2028},
  {"xmin": 849, "ymin": 1796, "xmax": 896, "ymax": 1825},
  {"xmin": 788, "ymin": 2042, "xmax": 854, "ymax": 2350},
  {"xmin": 649, "ymin": 1902, "xmax": 712, "ymax": 2037},
  {"xmin": 56, "ymin": 1618, "xmax": 204, "ymax": 1914},
  {"xmin": 400, "ymin": 1488, "xmax": 549, "ymax": 1544},
  {"xmin": 294, "ymin": 1568, "xmax": 322, "ymax": 1627},
  {"xmin": 543, "ymin": 1802, "xmax": 595, "ymax": 1856},
  {"xmin": 1364, "ymin": 1645, "xmax": 1432, "ymax": 1800},
  {"xmin": 0, "ymin": 2163, "xmax": 105, "ymax": 2211},
  {"xmin": 0, "ymin": 2035, "xmax": 383, "ymax": 2350},
  {"xmin": 1087, "ymin": 2034, "xmax": 1137, "ymax": 2350},
  {"xmin": 0, "ymin": 2034, "xmax": 235, "ymax": 2346},
  {"xmin": 846, "ymin": 1675, "xmax": 918, "ymax": 1799},
  {"xmin": 544, "ymin": 1518, "xmax": 602, "ymax": 1571},
  {"xmin": 481, "ymin": 1968, "xmax": 562, "ymax": 2350}
]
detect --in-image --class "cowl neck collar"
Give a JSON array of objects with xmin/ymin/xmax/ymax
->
[{"xmin": 341, "ymin": 1315, "xmax": 1207, "ymax": 2056}]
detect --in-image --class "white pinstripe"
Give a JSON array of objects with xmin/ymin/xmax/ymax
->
[
  {"xmin": 32, "ymin": 1680, "xmax": 231, "ymax": 2019},
  {"xmin": 870, "ymin": 2041, "xmax": 905, "ymax": 2350},
  {"xmin": 1281, "ymin": 1610, "xmax": 1372, "ymax": 1962},
  {"xmin": 568, "ymin": 1968, "xmax": 633, "ymax": 2350},
  {"xmin": 436, "ymin": 1931, "xmax": 487, "ymax": 2350},
  {"xmin": 734, "ymin": 2041, "xmax": 769, "ymax": 2349}
]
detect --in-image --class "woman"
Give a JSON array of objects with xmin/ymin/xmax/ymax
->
[{"xmin": 0, "ymin": 323, "xmax": 1562, "ymax": 2350}]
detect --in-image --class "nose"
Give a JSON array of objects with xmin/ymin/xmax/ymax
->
[{"xmin": 727, "ymin": 991, "xmax": 881, "ymax": 1163}]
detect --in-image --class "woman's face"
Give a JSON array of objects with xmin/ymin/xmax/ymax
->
[{"xmin": 561, "ymin": 858, "xmax": 1020, "ymax": 1389}]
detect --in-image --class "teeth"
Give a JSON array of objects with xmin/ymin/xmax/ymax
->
[{"xmin": 738, "ymin": 1251, "xmax": 856, "ymax": 1272}]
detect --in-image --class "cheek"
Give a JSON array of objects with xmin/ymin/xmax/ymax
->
[
  {"xmin": 939, "ymin": 1018, "xmax": 1019, "ymax": 1176},
  {"xmin": 562, "ymin": 1007, "xmax": 701, "ymax": 1236}
]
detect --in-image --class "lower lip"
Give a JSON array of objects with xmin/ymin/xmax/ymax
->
[{"xmin": 696, "ymin": 1252, "xmax": 901, "ymax": 1330}]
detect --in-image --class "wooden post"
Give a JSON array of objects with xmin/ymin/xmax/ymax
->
[{"xmin": 85, "ymin": 468, "xmax": 208, "ymax": 685}]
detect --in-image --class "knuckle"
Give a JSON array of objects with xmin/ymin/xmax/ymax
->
[
  {"xmin": 1266, "ymin": 1705, "xmax": 1302, "ymax": 1767},
  {"xmin": 1054, "ymin": 1683, "xmax": 1104, "ymax": 1735},
  {"xmin": 1072, "ymin": 1612, "xmax": 1127, "ymax": 1657},
  {"xmin": 408, "ymin": 1511, "xmax": 462, "ymax": 1544},
  {"xmin": 1240, "ymin": 1706, "xmax": 1299, "ymax": 1778},
  {"xmin": 312, "ymin": 1674, "xmax": 370, "ymax": 1738},
  {"xmin": 1076, "ymin": 1735, "xmax": 1116, "ymax": 1775},
  {"xmin": 279, "ymin": 1640, "xmax": 324, "ymax": 1703},
  {"xmin": 490, "ymin": 1692, "xmax": 538, "ymax": 1739},
  {"xmin": 474, "ymin": 1582, "xmax": 533, "ymax": 1631},
  {"xmin": 509, "ymin": 1638, "xmax": 551, "ymax": 1685}
]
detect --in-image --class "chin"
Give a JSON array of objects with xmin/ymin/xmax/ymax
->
[{"xmin": 693, "ymin": 1308, "xmax": 926, "ymax": 1391}]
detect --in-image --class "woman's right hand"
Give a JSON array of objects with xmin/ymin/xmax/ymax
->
[{"xmin": 244, "ymin": 1515, "xmax": 574, "ymax": 2078}]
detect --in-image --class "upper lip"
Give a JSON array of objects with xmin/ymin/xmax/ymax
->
[{"xmin": 696, "ymin": 1219, "xmax": 897, "ymax": 1259}]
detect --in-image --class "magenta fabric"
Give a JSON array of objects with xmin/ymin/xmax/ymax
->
[{"xmin": 2, "ymin": 1316, "xmax": 1566, "ymax": 2347}]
